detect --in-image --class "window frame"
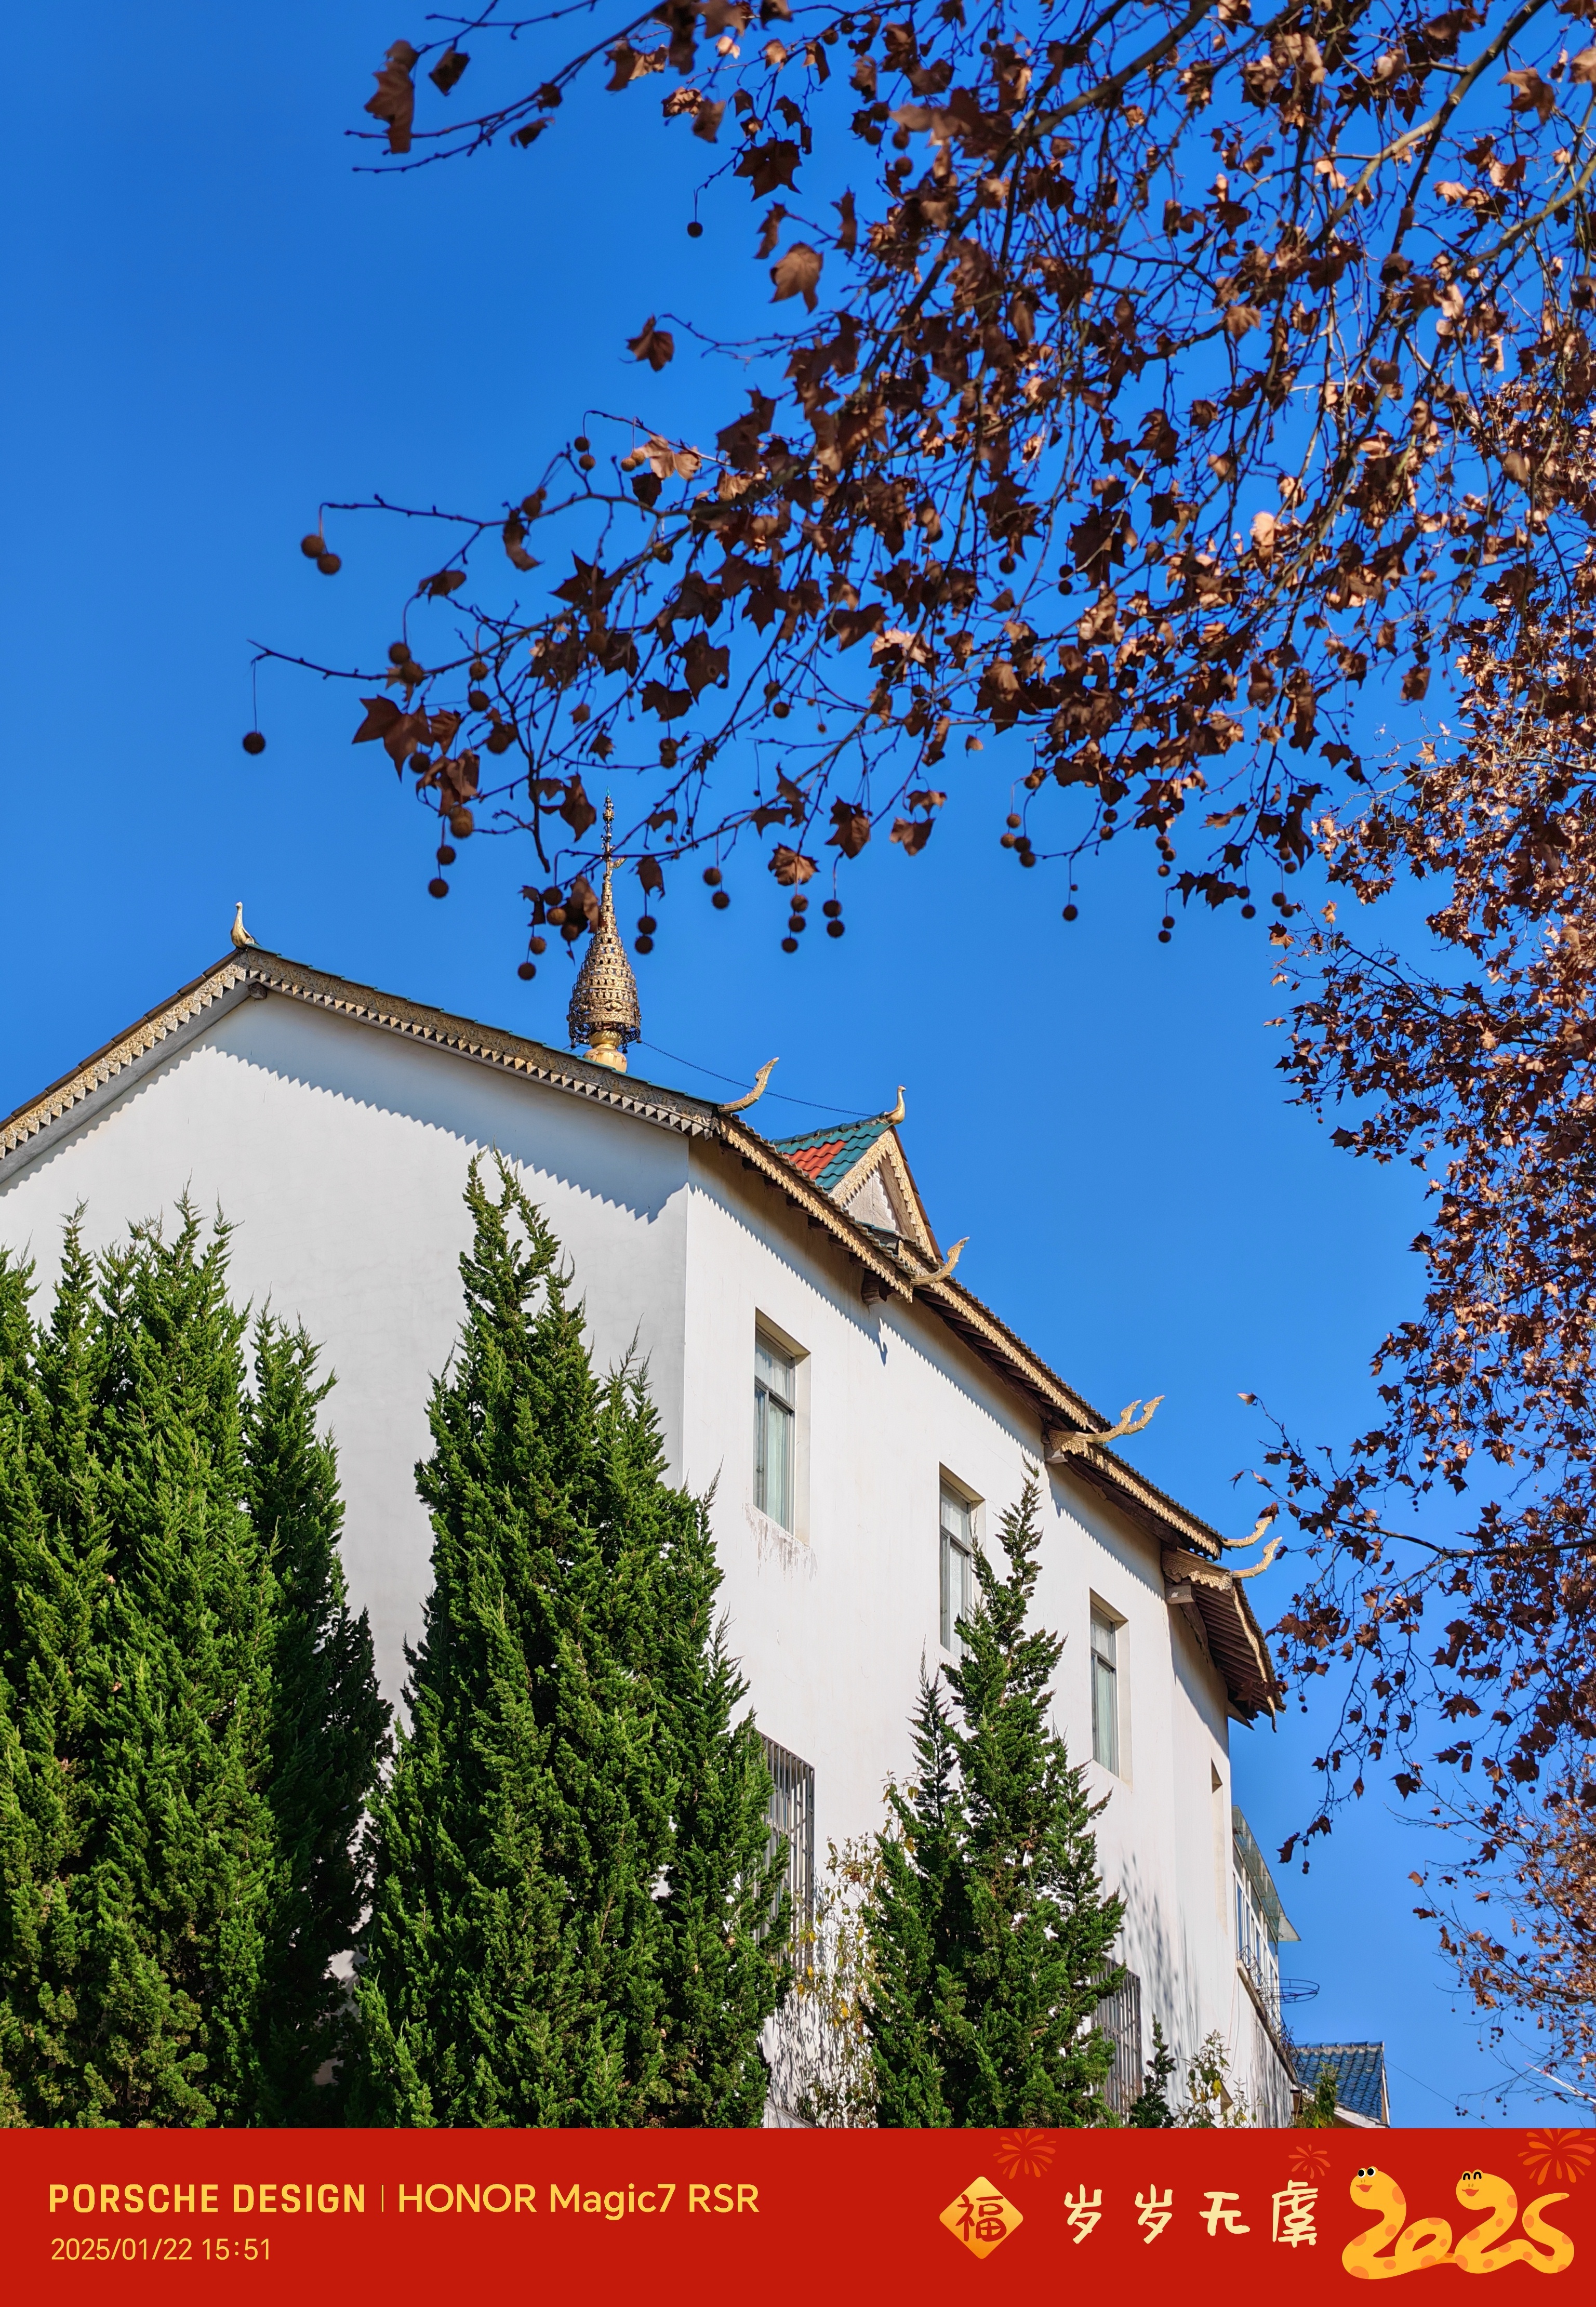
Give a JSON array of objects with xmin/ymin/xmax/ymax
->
[
  {"xmin": 753, "ymin": 1328, "xmax": 798, "ymax": 1532},
  {"xmin": 1089, "ymin": 1599, "xmax": 1127, "ymax": 1778},
  {"xmin": 939, "ymin": 1479, "xmax": 978, "ymax": 1656},
  {"xmin": 760, "ymin": 1734, "xmax": 815, "ymax": 1944}
]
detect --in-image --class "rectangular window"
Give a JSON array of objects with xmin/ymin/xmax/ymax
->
[
  {"xmin": 1093, "ymin": 1967, "xmax": 1144, "ymax": 2119},
  {"xmin": 1090, "ymin": 1610, "xmax": 1120, "ymax": 1774},
  {"xmin": 939, "ymin": 1487, "xmax": 975, "ymax": 1654},
  {"xmin": 761, "ymin": 1735, "xmax": 815, "ymax": 1938},
  {"xmin": 754, "ymin": 1334, "xmax": 795, "ymax": 1531}
]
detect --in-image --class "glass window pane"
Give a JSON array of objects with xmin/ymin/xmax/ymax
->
[
  {"xmin": 764, "ymin": 1395, "xmax": 792, "ymax": 1529},
  {"xmin": 940, "ymin": 1488, "xmax": 972, "ymax": 1544},
  {"xmin": 1090, "ymin": 1611, "xmax": 1116, "ymax": 1666},
  {"xmin": 755, "ymin": 1334, "xmax": 794, "ymax": 1403},
  {"xmin": 753, "ymin": 1336, "xmax": 796, "ymax": 1530},
  {"xmin": 1092, "ymin": 1652, "xmax": 1119, "ymax": 1773}
]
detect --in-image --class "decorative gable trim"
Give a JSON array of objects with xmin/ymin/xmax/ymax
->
[
  {"xmin": 0, "ymin": 951, "xmax": 722, "ymax": 1180},
  {"xmin": 830, "ymin": 1131, "xmax": 938, "ymax": 1257}
]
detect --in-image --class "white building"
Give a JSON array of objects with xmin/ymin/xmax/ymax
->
[{"xmin": 0, "ymin": 920, "xmax": 1301, "ymax": 2124}]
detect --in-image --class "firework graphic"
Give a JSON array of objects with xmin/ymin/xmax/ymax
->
[
  {"xmin": 1287, "ymin": 2141, "xmax": 1333, "ymax": 2181},
  {"xmin": 1520, "ymin": 2131, "xmax": 1594, "ymax": 2189},
  {"xmin": 993, "ymin": 2130, "xmax": 1057, "ymax": 2180}
]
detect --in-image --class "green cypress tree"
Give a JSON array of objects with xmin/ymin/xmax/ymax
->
[
  {"xmin": 245, "ymin": 1319, "xmax": 388, "ymax": 2123},
  {"xmin": 0, "ymin": 1232, "xmax": 108, "ymax": 2124},
  {"xmin": 866, "ymin": 1470, "xmax": 1124, "ymax": 2126},
  {"xmin": 1128, "ymin": 2017, "xmax": 1177, "ymax": 2126},
  {"xmin": 618, "ymin": 1372, "xmax": 787, "ymax": 2125},
  {"xmin": 1, "ymin": 1211, "xmax": 382, "ymax": 2126},
  {"xmin": 353, "ymin": 1161, "xmax": 785, "ymax": 2127}
]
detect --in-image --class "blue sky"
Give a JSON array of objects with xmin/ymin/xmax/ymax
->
[{"xmin": 2, "ymin": 3, "xmax": 1580, "ymax": 2126}]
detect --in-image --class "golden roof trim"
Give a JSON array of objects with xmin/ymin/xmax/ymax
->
[
  {"xmin": 0, "ymin": 951, "xmax": 720, "ymax": 1172},
  {"xmin": 1163, "ymin": 1546, "xmax": 1283, "ymax": 1720}
]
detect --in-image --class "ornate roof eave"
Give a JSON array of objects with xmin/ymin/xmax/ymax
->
[
  {"xmin": 0, "ymin": 951, "xmax": 724, "ymax": 1176},
  {"xmin": 1162, "ymin": 1546, "xmax": 1284, "ymax": 1722}
]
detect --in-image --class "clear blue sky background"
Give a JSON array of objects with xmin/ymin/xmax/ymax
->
[{"xmin": 3, "ymin": 3, "xmax": 1580, "ymax": 2126}]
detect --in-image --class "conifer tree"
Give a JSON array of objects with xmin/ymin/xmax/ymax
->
[
  {"xmin": 0, "ymin": 1211, "xmax": 382, "ymax": 2126},
  {"xmin": 353, "ymin": 1160, "xmax": 784, "ymax": 2127},
  {"xmin": 866, "ymin": 1471, "xmax": 1123, "ymax": 2126},
  {"xmin": 1128, "ymin": 2019, "xmax": 1177, "ymax": 2127},
  {"xmin": 246, "ymin": 1320, "xmax": 388, "ymax": 2123}
]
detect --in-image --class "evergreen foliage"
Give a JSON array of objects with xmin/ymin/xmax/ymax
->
[
  {"xmin": 353, "ymin": 1160, "xmax": 784, "ymax": 2127},
  {"xmin": 1127, "ymin": 2018, "xmax": 1177, "ymax": 2127},
  {"xmin": 1299, "ymin": 2060, "xmax": 1341, "ymax": 2128},
  {"xmin": 0, "ymin": 1209, "xmax": 382, "ymax": 2126},
  {"xmin": 866, "ymin": 1471, "xmax": 1123, "ymax": 2126},
  {"xmin": 246, "ymin": 1322, "xmax": 388, "ymax": 2123}
]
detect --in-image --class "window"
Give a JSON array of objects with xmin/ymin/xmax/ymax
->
[
  {"xmin": 754, "ymin": 1334, "xmax": 795, "ymax": 1530},
  {"xmin": 1090, "ymin": 1609, "xmax": 1120, "ymax": 1774},
  {"xmin": 939, "ymin": 1486, "xmax": 975, "ymax": 1654},
  {"xmin": 1093, "ymin": 1967, "xmax": 1144, "ymax": 2118},
  {"xmin": 761, "ymin": 1735, "xmax": 815, "ymax": 1937}
]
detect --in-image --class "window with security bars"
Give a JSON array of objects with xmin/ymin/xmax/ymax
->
[
  {"xmin": 939, "ymin": 1486, "xmax": 975, "ymax": 1654},
  {"xmin": 761, "ymin": 1735, "xmax": 814, "ymax": 1938},
  {"xmin": 1093, "ymin": 1967, "xmax": 1144, "ymax": 2119},
  {"xmin": 753, "ymin": 1334, "xmax": 795, "ymax": 1531},
  {"xmin": 1090, "ymin": 1609, "xmax": 1120, "ymax": 1774}
]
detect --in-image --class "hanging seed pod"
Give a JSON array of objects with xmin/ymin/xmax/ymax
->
[
  {"xmin": 822, "ymin": 898, "xmax": 842, "ymax": 918},
  {"xmin": 470, "ymin": 657, "xmax": 488, "ymax": 679},
  {"xmin": 429, "ymin": 878, "xmax": 449, "ymax": 899},
  {"xmin": 517, "ymin": 962, "xmax": 536, "ymax": 980},
  {"xmin": 702, "ymin": 866, "xmax": 723, "ymax": 886},
  {"xmin": 300, "ymin": 533, "xmax": 326, "ymax": 559},
  {"xmin": 781, "ymin": 936, "xmax": 799, "ymax": 954},
  {"xmin": 1062, "ymin": 904, "xmax": 1079, "ymax": 922},
  {"xmin": 712, "ymin": 890, "xmax": 731, "ymax": 910},
  {"xmin": 635, "ymin": 936, "xmax": 655, "ymax": 954},
  {"xmin": 468, "ymin": 688, "xmax": 490, "ymax": 711},
  {"xmin": 529, "ymin": 935, "xmax": 547, "ymax": 955},
  {"xmin": 449, "ymin": 809, "xmax": 474, "ymax": 839},
  {"xmin": 389, "ymin": 641, "xmax": 412, "ymax": 665},
  {"xmin": 1241, "ymin": 904, "xmax": 1257, "ymax": 919},
  {"xmin": 826, "ymin": 919, "xmax": 845, "ymax": 938},
  {"xmin": 316, "ymin": 552, "xmax": 341, "ymax": 575},
  {"xmin": 1158, "ymin": 929, "xmax": 1172, "ymax": 944},
  {"xmin": 436, "ymin": 844, "xmax": 457, "ymax": 866},
  {"xmin": 637, "ymin": 914, "xmax": 658, "ymax": 934},
  {"xmin": 242, "ymin": 731, "xmax": 266, "ymax": 755}
]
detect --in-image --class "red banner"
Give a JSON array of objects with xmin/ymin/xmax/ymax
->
[{"xmin": 3, "ymin": 2124, "xmax": 1590, "ymax": 2301}]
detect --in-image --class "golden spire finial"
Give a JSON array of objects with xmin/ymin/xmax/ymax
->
[{"xmin": 567, "ymin": 795, "xmax": 640, "ymax": 1074}]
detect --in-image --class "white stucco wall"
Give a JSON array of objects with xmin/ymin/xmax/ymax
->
[
  {"xmin": 0, "ymin": 993, "xmax": 691, "ymax": 1701},
  {"xmin": 0, "ymin": 983, "xmax": 1295, "ymax": 2119}
]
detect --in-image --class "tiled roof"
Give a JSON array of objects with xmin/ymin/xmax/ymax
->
[
  {"xmin": 1295, "ymin": 2043, "xmax": 1389, "ymax": 2124},
  {"xmin": 768, "ymin": 1116, "xmax": 894, "ymax": 1196}
]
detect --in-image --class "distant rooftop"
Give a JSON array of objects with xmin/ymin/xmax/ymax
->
[{"xmin": 1295, "ymin": 2043, "xmax": 1390, "ymax": 2126}]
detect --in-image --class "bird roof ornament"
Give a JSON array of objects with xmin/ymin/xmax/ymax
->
[
  {"xmin": 566, "ymin": 797, "xmax": 641, "ymax": 1075},
  {"xmin": 231, "ymin": 901, "xmax": 257, "ymax": 950}
]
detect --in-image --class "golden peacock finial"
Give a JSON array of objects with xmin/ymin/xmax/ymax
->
[{"xmin": 567, "ymin": 797, "xmax": 641, "ymax": 1074}]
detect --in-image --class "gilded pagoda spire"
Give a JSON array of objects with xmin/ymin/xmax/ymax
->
[{"xmin": 567, "ymin": 795, "xmax": 641, "ymax": 1075}]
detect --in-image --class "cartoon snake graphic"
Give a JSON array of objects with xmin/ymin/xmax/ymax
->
[
  {"xmin": 1343, "ymin": 2168, "xmax": 1455, "ymax": 2280},
  {"xmin": 1342, "ymin": 2167, "xmax": 1577, "ymax": 2279},
  {"xmin": 1452, "ymin": 2170, "xmax": 1575, "ymax": 2276}
]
